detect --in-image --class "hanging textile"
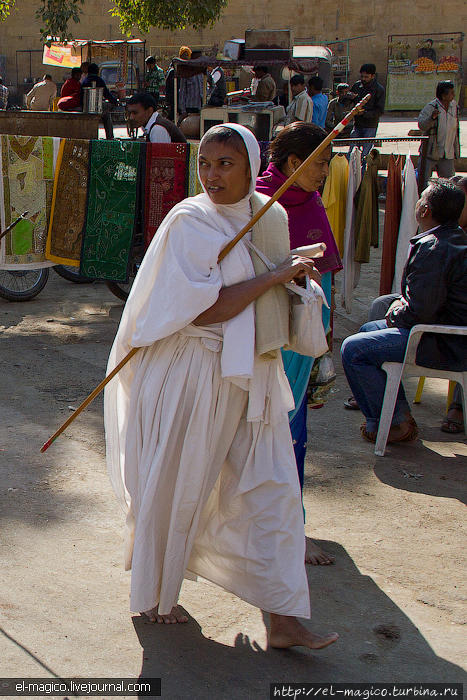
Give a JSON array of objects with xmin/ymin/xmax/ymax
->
[
  {"xmin": 354, "ymin": 149, "xmax": 380, "ymax": 263},
  {"xmin": 117, "ymin": 43, "xmax": 128, "ymax": 83},
  {"xmin": 322, "ymin": 153, "xmax": 349, "ymax": 256},
  {"xmin": 379, "ymin": 154, "xmax": 403, "ymax": 295},
  {"xmin": 144, "ymin": 142, "xmax": 189, "ymax": 247},
  {"xmin": 392, "ymin": 156, "xmax": 419, "ymax": 293},
  {"xmin": 187, "ymin": 142, "xmax": 203, "ymax": 197},
  {"xmin": 0, "ymin": 135, "xmax": 57, "ymax": 269},
  {"xmin": 46, "ymin": 138, "xmax": 90, "ymax": 266},
  {"xmin": 341, "ymin": 147, "xmax": 362, "ymax": 313},
  {"xmin": 80, "ymin": 139, "xmax": 142, "ymax": 281}
]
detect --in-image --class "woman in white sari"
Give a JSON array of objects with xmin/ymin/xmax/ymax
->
[{"xmin": 105, "ymin": 123, "xmax": 338, "ymax": 650}]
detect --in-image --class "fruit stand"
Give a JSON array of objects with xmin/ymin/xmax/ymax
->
[{"xmin": 385, "ymin": 32, "xmax": 463, "ymax": 111}]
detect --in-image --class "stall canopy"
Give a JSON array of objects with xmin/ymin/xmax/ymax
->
[{"xmin": 43, "ymin": 39, "xmax": 145, "ymax": 69}]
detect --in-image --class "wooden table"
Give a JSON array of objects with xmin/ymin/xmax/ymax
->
[{"xmin": 0, "ymin": 110, "xmax": 100, "ymax": 139}]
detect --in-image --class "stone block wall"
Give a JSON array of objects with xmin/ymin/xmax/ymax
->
[{"xmin": 0, "ymin": 0, "xmax": 465, "ymax": 95}]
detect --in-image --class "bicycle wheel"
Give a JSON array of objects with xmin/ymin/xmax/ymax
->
[
  {"xmin": 0, "ymin": 267, "xmax": 49, "ymax": 301},
  {"xmin": 105, "ymin": 279, "xmax": 133, "ymax": 301},
  {"xmin": 53, "ymin": 265, "xmax": 93, "ymax": 284}
]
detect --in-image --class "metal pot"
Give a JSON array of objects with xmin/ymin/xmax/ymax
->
[{"xmin": 83, "ymin": 87, "xmax": 104, "ymax": 113}]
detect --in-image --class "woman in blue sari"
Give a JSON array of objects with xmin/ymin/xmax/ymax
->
[{"xmin": 257, "ymin": 123, "xmax": 342, "ymax": 564}]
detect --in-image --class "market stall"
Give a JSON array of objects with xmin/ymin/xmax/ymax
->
[
  {"xmin": 385, "ymin": 32, "xmax": 463, "ymax": 111},
  {"xmin": 42, "ymin": 38, "xmax": 146, "ymax": 95}
]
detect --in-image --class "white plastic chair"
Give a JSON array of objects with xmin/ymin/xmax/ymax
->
[{"xmin": 375, "ymin": 324, "xmax": 467, "ymax": 456}]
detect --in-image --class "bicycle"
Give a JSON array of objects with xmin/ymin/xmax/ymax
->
[{"xmin": 0, "ymin": 212, "xmax": 50, "ymax": 302}]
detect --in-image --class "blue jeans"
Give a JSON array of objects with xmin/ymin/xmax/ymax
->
[
  {"xmin": 341, "ymin": 320, "xmax": 411, "ymax": 433},
  {"xmin": 348, "ymin": 126, "xmax": 378, "ymax": 158}
]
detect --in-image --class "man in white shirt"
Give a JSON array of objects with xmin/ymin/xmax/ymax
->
[
  {"xmin": 126, "ymin": 93, "xmax": 186, "ymax": 143},
  {"xmin": 285, "ymin": 74, "xmax": 313, "ymax": 125},
  {"xmin": 26, "ymin": 74, "xmax": 57, "ymax": 111}
]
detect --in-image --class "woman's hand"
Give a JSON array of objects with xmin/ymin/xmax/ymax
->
[{"xmin": 274, "ymin": 255, "xmax": 321, "ymax": 286}]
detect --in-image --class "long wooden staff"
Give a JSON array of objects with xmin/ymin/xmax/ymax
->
[
  {"xmin": 0, "ymin": 211, "xmax": 29, "ymax": 242},
  {"xmin": 218, "ymin": 93, "xmax": 370, "ymax": 261},
  {"xmin": 40, "ymin": 94, "xmax": 370, "ymax": 453}
]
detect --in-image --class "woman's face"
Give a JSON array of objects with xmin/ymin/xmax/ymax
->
[
  {"xmin": 285, "ymin": 146, "xmax": 331, "ymax": 192},
  {"xmin": 198, "ymin": 140, "xmax": 251, "ymax": 205}
]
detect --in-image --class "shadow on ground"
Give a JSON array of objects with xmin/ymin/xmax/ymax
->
[
  {"xmin": 133, "ymin": 544, "xmax": 465, "ymax": 698},
  {"xmin": 373, "ymin": 439, "xmax": 467, "ymax": 504}
]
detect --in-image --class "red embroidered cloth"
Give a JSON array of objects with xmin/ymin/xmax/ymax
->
[{"xmin": 144, "ymin": 143, "xmax": 189, "ymax": 247}]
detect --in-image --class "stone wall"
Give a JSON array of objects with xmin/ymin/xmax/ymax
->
[{"xmin": 0, "ymin": 0, "xmax": 465, "ymax": 94}]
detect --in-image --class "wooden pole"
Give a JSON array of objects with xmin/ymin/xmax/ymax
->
[
  {"xmin": 0, "ymin": 211, "xmax": 29, "ymax": 242},
  {"xmin": 40, "ymin": 94, "xmax": 370, "ymax": 453},
  {"xmin": 218, "ymin": 93, "xmax": 371, "ymax": 263}
]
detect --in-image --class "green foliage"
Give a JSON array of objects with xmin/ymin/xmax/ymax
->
[
  {"xmin": 0, "ymin": 0, "xmax": 227, "ymax": 40},
  {"xmin": 111, "ymin": 0, "xmax": 228, "ymax": 34},
  {"xmin": 0, "ymin": 0, "xmax": 15, "ymax": 22},
  {"xmin": 35, "ymin": 0, "xmax": 84, "ymax": 44}
]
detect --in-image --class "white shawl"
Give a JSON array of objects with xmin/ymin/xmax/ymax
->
[{"xmin": 105, "ymin": 124, "xmax": 293, "ymax": 509}]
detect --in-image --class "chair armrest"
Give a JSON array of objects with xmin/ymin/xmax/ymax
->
[{"xmin": 403, "ymin": 324, "xmax": 467, "ymax": 365}]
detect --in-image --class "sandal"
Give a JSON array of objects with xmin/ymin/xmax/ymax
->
[
  {"xmin": 360, "ymin": 420, "xmax": 419, "ymax": 444},
  {"xmin": 441, "ymin": 418, "xmax": 464, "ymax": 434},
  {"xmin": 344, "ymin": 396, "xmax": 360, "ymax": 410},
  {"xmin": 360, "ymin": 423, "xmax": 377, "ymax": 442}
]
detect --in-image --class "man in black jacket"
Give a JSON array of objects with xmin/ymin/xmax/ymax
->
[
  {"xmin": 349, "ymin": 63, "xmax": 385, "ymax": 157},
  {"xmin": 341, "ymin": 179, "xmax": 467, "ymax": 444}
]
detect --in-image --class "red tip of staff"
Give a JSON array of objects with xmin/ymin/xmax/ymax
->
[{"xmin": 40, "ymin": 438, "xmax": 53, "ymax": 453}]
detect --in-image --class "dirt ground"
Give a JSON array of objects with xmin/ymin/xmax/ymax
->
[{"xmin": 0, "ymin": 241, "xmax": 465, "ymax": 698}]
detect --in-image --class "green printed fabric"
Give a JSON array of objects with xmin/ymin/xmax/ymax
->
[
  {"xmin": 80, "ymin": 140, "xmax": 141, "ymax": 281},
  {"xmin": 0, "ymin": 135, "xmax": 56, "ymax": 269}
]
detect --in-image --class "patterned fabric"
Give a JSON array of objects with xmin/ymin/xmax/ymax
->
[
  {"xmin": 187, "ymin": 142, "xmax": 203, "ymax": 197},
  {"xmin": 144, "ymin": 142, "xmax": 189, "ymax": 247},
  {"xmin": 0, "ymin": 135, "xmax": 55, "ymax": 269},
  {"xmin": 46, "ymin": 138, "xmax": 90, "ymax": 266},
  {"xmin": 80, "ymin": 140, "xmax": 141, "ymax": 281},
  {"xmin": 146, "ymin": 66, "xmax": 165, "ymax": 92},
  {"xmin": 178, "ymin": 74, "xmax": 203, "ymax": 113}
]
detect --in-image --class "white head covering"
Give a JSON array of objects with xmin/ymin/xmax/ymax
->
[{"xmin": 198, "ymin": 123, "xmax": 261, "ymax": 199}]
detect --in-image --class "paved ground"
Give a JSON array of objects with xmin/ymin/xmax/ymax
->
[{"xmin": 0, "ymin": 220, "xmax": 465, "ymax": 698}]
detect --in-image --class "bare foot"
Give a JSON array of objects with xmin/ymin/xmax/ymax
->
[
  {"xmin": 143, "ymin": 604, "xmax": 189, "ymax": 624},
  {"xmin": 269, "ymin": 613, "xmax": 338, "ymax": 650},
  {"xmin": 305, "ymin": 536, "xmax": 334, "ymax": 566}
]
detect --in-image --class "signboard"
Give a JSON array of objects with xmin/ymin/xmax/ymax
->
[
  {"xmin": 43, "ymin": 44, "xmax": 82, "ymax": 69},
  {"xmin": 386, "ymin": 71, "xmax": 461, "ymax": 110}
]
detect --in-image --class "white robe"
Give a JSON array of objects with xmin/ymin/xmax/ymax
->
[
  {"xmin": 104, "ymin": 191, "xmax": 310, "ymax": 617},
  {"xmin": 392, "ymin": 157, "xmax": 418, "ymax": 293},
  {"xmin": 341, "ymin": 147, "xmax": 362, "ymax": 313}
]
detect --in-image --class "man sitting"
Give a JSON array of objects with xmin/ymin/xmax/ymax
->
[
  {"xmin": 341, "ymin": 179, "xmax": 467, "ymax": 444},
  {"xmin": 57, "ymin": 67, "xmax": 82, "ymax": 111},
  {"xmin": 285, "ymin": 74, "xmax": 313, "ymax": 125},
  {"xmin": 126, "ymin": 93, "xmax": 187, "ymax": 143},
  {"xmin": 26, "ymin": 74, "xmax": 57, "ymax": 111}
]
